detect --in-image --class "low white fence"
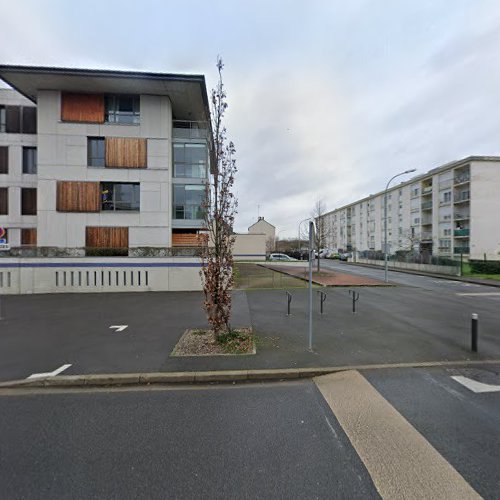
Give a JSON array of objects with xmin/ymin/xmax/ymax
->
[
  {"xmin": 0, "ymin": 257, "xmax": 203, "ymax": 294},
  {"xmin": 355, "ymin": 258, "xmax": 459, "ymax": 276}
]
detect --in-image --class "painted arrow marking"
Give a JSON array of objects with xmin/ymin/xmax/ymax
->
[
  {"xmin": 110, "ymin": 325, "xmax": 128, "ymax": 332},
  {"xmin": 451, "ymin": 375, "xmax": 500, "ymax": 393},
  {"xmin": 27, "ymin": 364, "xmax": 72, "ymax": 380}
]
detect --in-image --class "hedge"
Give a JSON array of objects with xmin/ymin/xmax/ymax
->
[{"xmin": 469, "ymin": 260, "xmax": 500, "ymax": 274}]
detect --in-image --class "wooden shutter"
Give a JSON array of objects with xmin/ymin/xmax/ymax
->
[
  {"xmin": 61, "ymin": 93, "xmax": 105, "ymax": 123},
  {"xmin": 22, "ymin": 107, "xmax": 37, "ymax": 134},
  {"xmin": 56, "ymin": 181, "xmax": 100, "ymax": 212},
  {"xmin": 86, "ymin": 227, "xmax": 128, "ymax": 248},
  {"xmin": 105, "ymin": 137, "xmax": 147, "ymax": 168},
  {"xmin": 0, "ymin": 187, "xmax": 7, "ymax": 215},
  {"xmin": 21, "ymin": 188, "xmax": 37, "ymax": 215},
  {"xmin": 6, "ymin": 106, "xmax": 20, "ymax": 133},
  {"xmin": 21, "ymin": 228, "xmax": 37, "ymax": 245},
  {"xmin": 0, "ymin": 147, "xmax": 7, "ymax": 174},
  {"xmin": 172, "ymin": 233, "xmax": 203, "ymax": 247}
]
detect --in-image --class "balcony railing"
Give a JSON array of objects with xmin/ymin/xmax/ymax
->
[
  {"xmin": 454, "ymin": 173, "xmax": 470, "ymax": 185},
  {"xmin": 454, "ymin": 213, "xmax": 469, "ymax": 220},
  {"xmin": 454, "ymin": 247, "xmax": 470, "ymax": 254},
  {"xmin": 421, "ymin": 232, "xmax": 433, "ymax": 241},
  {"xmin": 173, "ymin": 120, "xmax": 209, "ymax": 140},
  {"xmin": 454, "ymin": 228, "xmax": 470, "ymax": 237},
  {"xmin": 421, "ymin": 186, "xmax": 433, "ymax": 195},
  {"xmin": 421, "ymin": 201, "xmax": 433, "ymax": 210},
  {"xmin": 454, "ymin": 193, "xmax": 470, "ymax": 203}
]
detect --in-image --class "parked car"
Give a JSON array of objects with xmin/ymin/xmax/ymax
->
[
  {"xmin": 339, "ymin": 252, "xmax": 351, "ymax": 261},
  {"xmin": 268, "ymin": 253, "xmax": 297, "ymax": 262}
]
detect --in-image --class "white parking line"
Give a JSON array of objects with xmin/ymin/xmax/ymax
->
[
  {"xmin": 456, "ymin": 292, "xmax": 500, "ymax": 297},
  {"xmin": 27, "ymin": 364, "xmax": 72, "ymax": 380},
  {"xmin": 452, "ymin": 375, "xmax": 500, "ymax": 393}
]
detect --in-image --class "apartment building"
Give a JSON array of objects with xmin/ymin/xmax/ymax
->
[
  {"xmin": 321, "ymin": 157, "xmax": 500, "ymax": 260},
  {"xmin": 0, "ymin": 88, "xmax": 38, "ymax": 247},
  {"xmin": 0, "ymin": 66, "xmax": 211, "ymax": 253}
]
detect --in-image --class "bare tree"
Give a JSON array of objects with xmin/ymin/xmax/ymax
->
[
  {"xmin": 200, "ymin": 57, "xmax": 238, "ymax": 337},
  {"xmin": 311, "ymin": 199, "xmax": 330, "ymax": 272},
  {"xmin": 401, "ymin": 228, "xmax": 422, "ymax": 253}
]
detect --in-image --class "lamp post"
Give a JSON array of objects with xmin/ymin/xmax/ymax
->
[
  {"xmin": 298, "ymin": 217, "xmax": 312, "ymax": 255},
  {"xmin": 384, "ymin": 169, "xmax": 417, "ymax": 282}
]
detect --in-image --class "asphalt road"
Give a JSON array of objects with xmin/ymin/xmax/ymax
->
[
  {"xmin": 0, "ymin": 262, "xmax": 499, "ymax": 381},
  {"xmin": 2, "ymin": 365, "xmax": 499, "ymax": 499},
  {"xmin": 0, "ymin": 381, "xmax": 379, "ymax": 500}
]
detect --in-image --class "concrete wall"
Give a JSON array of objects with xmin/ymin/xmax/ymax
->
[
  {"xmin": 0, "ymin": 257, "xmax": 202, "ymax": 294},
  {"xmin": 0, "ymin": 89, "xmax": 37, "ymax": 246},
  {"xmin": 470, "ymin": 161, "xmax": 500, "ymax": 260},
  {"xmin": 36, "ymin": 90, "xmax": 172, "ymax": 248},
  {"xmin": 233, "ymin": 233, "xmax": 266, "ymax": 261}
]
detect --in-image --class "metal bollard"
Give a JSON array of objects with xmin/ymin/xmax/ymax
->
[
  {"xmin": 471, "ymin": 313, "xmax": 478, "ymax": 352},
  {"xmin": 317, "ymin": 290, "xmax": 327, "ymax": 314},
  {"xmin": 349, "ymin": 290, "xmax": 360, "ymax": 314},
  {"xmin": 285, "ymin": 291, "xmax": 292, "ymax": 316}
]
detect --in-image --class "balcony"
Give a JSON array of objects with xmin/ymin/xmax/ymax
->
[
  {"xmin": 454, "ymin": 228, "xmax": 470, "ymax": 237},
  {"xmin": 454, "ymin": 173, "xmax": 470, "ymax": 185},
  {"xmin": 421, "ymin": 201, "xmax": 433, "ymax": 210},
  {"xmin": 454, "ymin": 193, "xmax": 470, "ymax": 203},
  {"xmin": 173, "ymin": 120, "xmax": 209, "ymax": 140},
  {"xmin": 454, "ymin": 247, "xmax": 470, "ymax": 254},
  {"xmin": 421, "ymin": 186, "xmax": 433, "ymax": 195},
  {"xmin": 421, "ymin": 232, "xmax": 433, "ymax": 241},
  {"xmin": 454, "ymin": 214, "xmax": 469, "ymax": 221}
]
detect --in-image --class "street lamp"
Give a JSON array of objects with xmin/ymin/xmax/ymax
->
[
  {"xmin": 384, "ymin": 169, "xmax": 417, "ymax": 282},
  {"xmin": 298, "ymin": 217, "xmax": 312, "ymax": 257}
]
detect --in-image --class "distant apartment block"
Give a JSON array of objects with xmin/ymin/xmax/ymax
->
[
  {"xmin": 0, "ymin": 66, "xmax": 212, "ymax": 253},
  {"xmin": 320, "ymin": 157, "xmax": 500, "ymax": 260}
]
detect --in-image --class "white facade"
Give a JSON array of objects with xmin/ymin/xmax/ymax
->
[
  {"xmin": 321, "ymin": 157, "xmax": 500, "ymax": 260},
  {"xmin": 0, "ymin": 67, "xmax": 212, "ymax": 254},
  {"xmin": 0, "ymin": 89, "xmax": 37, "ymax": 246},
  {"xmin": 36, "ymin": 90, "xmax": 173, "ymax": 248}
]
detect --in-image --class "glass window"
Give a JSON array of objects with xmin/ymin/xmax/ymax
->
[
  {"xmin": 0, "ymin": 106, "xmax": 5, "ymax": 132},
  {"xmin": 0, "ymin": 187, "xmax": 7, "ymax": 215},
  {"xmin": 88, "ymin": 137, "xmax": 105, "ymax": 167},
  {"xmin": 173, "ymin": 184, "xmax": 205, "ymax": 219},
  {"xmin": 443, "ymin": 191, "xmax": 451, "ymax": 203},
  {"xmin": 21, "ymin": 188, "xmax": 37, "ymax": 215},
  {"xmin": 22, "ymin": 147, "xmax": 37, "ymax": 174},
  {"xmin": 173, "ymin": 143, "xmax": 208, "ymax": 178},
  {"xmin": 0, "ymin": 146, "xmax": 7, "ymax": 174},
  {"xmin": 101, "ymin": 182, "xmax": 140, "ymax": 211},
  {"xmin": 105, "ymin": 95, "xmax": 140, "ymax": 124}
]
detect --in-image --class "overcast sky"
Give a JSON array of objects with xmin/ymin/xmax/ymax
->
[{"xmin": 2, "ymin": 0, "xmax": 500, "ymax": 237}]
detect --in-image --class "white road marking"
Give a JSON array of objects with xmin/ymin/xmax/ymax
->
[
  {"xmin": 451, "ymin": 375, "xmax": 500, "ymax": 393},
  {"xmin": 456, "ymin": 292, "xmax": 500, "ymax": 296},
  {"xmin": 109, "ymin": 325, "xmax": 128, "ymax": 332},
  {"xmin": 27, "ymin": 364, "xmax": 72, "ymax": 380}
]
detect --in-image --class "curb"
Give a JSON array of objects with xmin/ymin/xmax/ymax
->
[{"xmin": 1, "ymin": 359, "xmax": 500, "ymax": 389}]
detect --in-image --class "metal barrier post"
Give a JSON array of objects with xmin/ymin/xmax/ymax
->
[
  {"xmin": 471, "ymin": 313, "xmax": 478, "ymax": 352},
  {"xmin": 317, "ymin": 290, "xmax": 327, "ymax": 314},
  {"xmin": 285, "ymin": 291, "xmax": 292, "ymax": 316},
  {"xmin": 349, "ymin": 290, "xmax": 360, "ymax": 314}
]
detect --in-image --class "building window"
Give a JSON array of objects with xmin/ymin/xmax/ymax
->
[
  {"xmin": 173, "ymin": 184, "xmax": 205, "ymax": 220},
  {"xmin": 101, "ymin": 182, "xmax": 140, "ymax": 211},
  {"xmin": 444, "ymin": 214, "xmax": 452, "ymax": 220},
  {"xmin": 88, "ymin": 137, "xmax": 105, "ymax": 167},
  {"xmin": 173, "ymin": 143, "xmax": 208, "ymax": 178},
  {"xmin": 444, "ymin": 228, "xmax": 451, "ymax": 236},
  {"xmin": 105, "ymin": 95, "xmax": 140, "ymax": 124},
  {"xmin": 0, "ymin": 106, "xmax": 5, "ymax": 132},
  {"xmin": 0, "ymin": 187, "xmax": 7, "ymax": 214},
  {"xmin": 21, "ymin": 188, "xmax": 37, "ymax": 215},
  {"xmin": 443, "ymin": 191, "xmax": 451, "ymax": 203},
  {"xmin": 439, "ymin": 239, "xmax": 451, "ymax": 249},
  {"xmin": 414, "ymin": 217, "xmax": 420, "ymax": 224},
  {"xmin": 0, "ymin": 146, "xmax": 7, "ymax": 174},
  {"xmin": 22, "ymin": 147, "xmax": 37, "ymax": 174}
]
